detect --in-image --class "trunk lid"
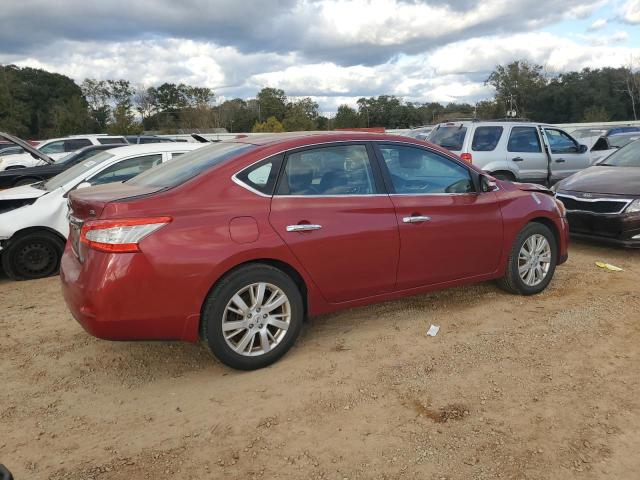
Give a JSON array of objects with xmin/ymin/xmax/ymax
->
[{"xmin": 68, "ymin": 183, "xmax": 162, "ymax": 221}]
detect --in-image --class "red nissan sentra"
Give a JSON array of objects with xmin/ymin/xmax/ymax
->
[{"xmin": 61, "ymin": 133, "xmax": 569, "ymax": 370}]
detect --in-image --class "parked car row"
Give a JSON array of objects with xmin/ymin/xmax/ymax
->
[{"xmin": 0, "ymin": 134, "xmax": 176, "ymax": 171}]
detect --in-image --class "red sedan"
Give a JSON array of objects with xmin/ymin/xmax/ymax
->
[{"xmin": 61, "ymin": 133, "xmax": 569, "ymax": 370}]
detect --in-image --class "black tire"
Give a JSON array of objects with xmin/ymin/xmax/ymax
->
[
  {"xmin": 491, "ymin": 171, "xmax": 516, "ymax": 182},
  {"xmin": 497, "ymin": 222, "xmax": 557, "ymax": 295},
  {"xmin": 1, "ymin": 231, "xmax": 65, "ymax": 281},
  {"xmin": 13, "ymin": 177, "xmax": 42, "ymax": 187},
  {"xmin": 202, "ymin": 264, "xmax": 304, "ymax": 370}
]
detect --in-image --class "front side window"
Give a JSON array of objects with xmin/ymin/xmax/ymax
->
[
  {"xmin": 379, "ymin": 144, "xmax": 474, "ymax": 194},
  {"xmin": 545, "ymin": 129, "xmax": 579, "ymax": 154},
  {"xmin": 471, "ymin": 126, "xmax": 503, "ymax": 151},
  {"xmin": 277, "ymin": 145, "xmax": 375, "ymax": 196},
  {"xmin": 507, "ymin": 127, "xmax": 541, "ymax": 153},
  {"xmin": 89, "ymin": 154, "xmax": 163, "ymax": 185},
  {"xmin": 39, "ymin": 140, "xmax": 65, "ymax": 154}
]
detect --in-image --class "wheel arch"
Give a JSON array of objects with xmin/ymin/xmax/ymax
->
[
  {"xmin": 198, "ymin": 257, "xmax": 310, "ymax": 337},
  {"xmin": 529, "ymin": 216, "xmax": 561, "ymax": 260},
  {"xmin": 3, "ymin": 226, "xmax": 66, "ymax": 247}
]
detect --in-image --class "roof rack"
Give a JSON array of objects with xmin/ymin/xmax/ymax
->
[{"xmin": 484, "ymin": 118, "xmax": 532, "ymax": 122}]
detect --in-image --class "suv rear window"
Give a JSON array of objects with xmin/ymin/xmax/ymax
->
[
  {"xmin": 428, "ymin": 126, "xmax": 467, "ymax": 151},
  {"xmin": 471, "ymin": 126, "xmax": 503, "ymax": 151},
  {"xmin": 128, "ymin": 142, "xmax": 255, "ymax": 188}
]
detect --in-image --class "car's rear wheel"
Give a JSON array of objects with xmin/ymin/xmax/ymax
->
[
  {"xmin": 1, "ymin": 231, "xmax": 65, "ymax": 281},
  {"xmin": 13, "ymin": 177, "xmax": 42, "ymax": 187},
  {"xmin": 202, "ymin": 264, "xmax": 304, "ymax": 370},
  {"xmin": 497, "ymin": 222, "xmax": 557, "ymax": 295}
]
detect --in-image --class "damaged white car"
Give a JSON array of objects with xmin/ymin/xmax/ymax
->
[{"xmin": 0, "ymin": 142, "xmax": 203, "ymax": 280}]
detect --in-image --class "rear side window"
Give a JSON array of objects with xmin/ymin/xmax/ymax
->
[
  {"xmin": 64, "ymin": 139, "xmax": 92, "ymax": 151},
  {"xmin": 277, "ymin": 144, "xmax": 376, "ymax": 196},
  {"xmin": 128, "ymin": 142, "xmax": 255, "ymax": 188},
  {"xmin": 428, "ymin": 126, "xmax": 467, "ymax": 151},
  {"xmin": 98, "ymin": 137, "xmax": 127, "ymax": 145},
  {"xmin": 471, "ymin": 126, "xmax": 503, "ymax": 151},
  {"xmin": 507, "ymin": 127, "xmax": 541, "ymax": 153},
  {"xmin": 235, "ymin": 155, "xmax": 283, "ymax": 195}
]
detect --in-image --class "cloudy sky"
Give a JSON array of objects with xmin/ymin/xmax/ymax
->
[{"xmin": 1, "ymin": 0, "xmax": 640, "ymax": 113}]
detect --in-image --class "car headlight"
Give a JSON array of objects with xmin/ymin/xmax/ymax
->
[{"xmin": 625, "ymin": 199, "xmax": 640, "ymax": 214}]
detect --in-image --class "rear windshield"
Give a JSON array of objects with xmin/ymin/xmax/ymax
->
[
  {"xmin": 128, "ymin": 142, "xmax": 255, "ymax": 188},
  {"xmin": 428, "ymin": 126, "xmax": 467, "ymax": 151}
]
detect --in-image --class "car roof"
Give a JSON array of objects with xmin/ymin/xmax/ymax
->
[
  {"xmin": 104, "ymin": 142, "xmax": 203, "ymax": 157},
  {"xmin": 231, "ymin": 131, "xmax": 439, "ymax": 147}
]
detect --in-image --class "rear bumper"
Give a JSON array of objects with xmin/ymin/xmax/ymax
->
[
  {"xmin": 60, "ymin": 244, "xmax": 200, "ymax": 342},
  {"xmin": 566, "ymin": 211, "xmax": 640, "ymax": 248}
]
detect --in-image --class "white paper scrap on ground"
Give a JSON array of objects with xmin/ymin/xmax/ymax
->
[{"xmin": 427, "ymin": 325, "xmax": 440, "ymax": 337}]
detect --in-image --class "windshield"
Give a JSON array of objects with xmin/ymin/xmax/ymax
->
[
  {"xmin": 428, "ymin": 126, "xmax": 467, "ymax": 151},
  {"xmin": 128, "ymin": 142, "xmax": 255, "ymax": 188},
  {"xmin": 601, "ymin": 140, "xmax": 640, "ymax": 167},
  {"xmin": 44, "ymin": 151, "xmax": 115, "ymax": 190}
]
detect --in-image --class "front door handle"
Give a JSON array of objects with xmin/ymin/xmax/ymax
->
[
  {"xmin": 512, "ymin": 157, "xmax": 524, "ymax": 162},
  {"xmin": 403, "ymin": 215, "xmax": 431, "ymax": 224},
  {"xmin": 286, "ymin": 224, "xmax": 322, "ymax": 232},
  {"xmin": 555, "ymin": 158, "xmax": 566, "ymax": 163}
]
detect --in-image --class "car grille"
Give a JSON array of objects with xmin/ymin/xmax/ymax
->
[{"xmin": 556, "ymin": 194, "xmax": 631, "ymax": 214}]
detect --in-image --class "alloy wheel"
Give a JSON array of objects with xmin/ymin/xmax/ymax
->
[
  {"xmin": 222, "ymin": 282, "xmax": 291, "ymax": 357},
  {"xmin": 518, "ymin": 234, "xmax": 551, "ymax": 287}
]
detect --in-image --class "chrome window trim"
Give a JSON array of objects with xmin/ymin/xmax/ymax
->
[
  {"xmin": 556, "ymin": 193, "xmax": 632, "ymax": 215},
  {"xmin": 231, "ymin": 139, "xmax": 468, "ymax": 198}
]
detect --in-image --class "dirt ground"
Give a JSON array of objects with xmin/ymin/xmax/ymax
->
[{"xmin": 1, "ymin": 240, "xmax": 640, "ymax": 480}]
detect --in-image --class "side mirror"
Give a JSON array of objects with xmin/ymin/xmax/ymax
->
[
  {"xmin": 76, "ymin": 181, "xmax": 92, "ymax": 190},
  {"xmin": 579, "ymin": 144, "xmax": 588, "ymax": 154},
  {"xmin": 480, "ymin": 175, "xmax": 499, "ymax": 192}
]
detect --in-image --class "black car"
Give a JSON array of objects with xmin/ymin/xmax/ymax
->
[
  {"xmin": 0, "ymin": 144, "xmax": 122, "ymax": 189},
  {"xmin": 554, "ymin": 139, "xmax": 640, "ymax": 247}
]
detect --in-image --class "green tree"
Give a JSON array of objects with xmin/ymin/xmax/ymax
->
[
  {"xmin": 333, "ymin": 105, "xmax": 360, "ymax": 128},
  {"xmin": 252, "ymin": 116, "xmax": 285, "ymax": 133},
  {"xmin": 486, "ymin": 60, "xmax": 547, "ymax": 118},
  {"xmin": 581, "ymin": 106, "xmax": 610, "ymax": 122},
  {"xmin": 256, "ymin": 87, "xmax": 287, "ymax": 121},
  {"xmin": 106, "ymin": 80, "xmax": 140, "ymax": 134}
]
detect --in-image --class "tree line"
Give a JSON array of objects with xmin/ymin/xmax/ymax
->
[{"xmin": 0, "ymin": 60, "xmax": 639, "ymax": 138}]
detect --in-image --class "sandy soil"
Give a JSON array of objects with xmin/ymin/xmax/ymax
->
[{"xmin": 1, "ymin": 240, "xmax": 640, "ymax": 480}]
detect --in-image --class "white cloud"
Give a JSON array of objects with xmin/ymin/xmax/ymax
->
[
  {"xmin": 621, "ymin": 0, "xmax": 640, "ymax": 23},
  {"xmin": 587, "ymin": 18, "xmax": 607, "ymax": 31}
]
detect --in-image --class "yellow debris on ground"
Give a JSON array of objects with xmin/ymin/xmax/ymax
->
[{"xmin": 595, "ymin": 261, "xmax": 624, "ymax": 272}]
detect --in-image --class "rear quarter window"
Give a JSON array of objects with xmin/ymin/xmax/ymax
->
[{"xmin": 428, "ymin": 126, "xmax": 467, "ymax": 151}]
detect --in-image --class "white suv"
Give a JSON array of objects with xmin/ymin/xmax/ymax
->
[
  {"xmin": 427, "ymin": 120, "xmax": 604, "ymax": 183},
  {"xmin": 0, "ymin": 135, "xmax": 127, "ymax": 171}
]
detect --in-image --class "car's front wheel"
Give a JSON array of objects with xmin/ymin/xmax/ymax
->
[
  {"xmin": 1, "ymin": 231, "xmax": 65, "ymax": 281},
  {"xmin": 498, "ymin": 222, "xmax": 557, "ymax": 295},
  {"xmin": 202, "ymin": 264, "xmax": 304, "ymax": 370}
]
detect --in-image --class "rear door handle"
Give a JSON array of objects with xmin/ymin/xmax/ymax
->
[
  {"xmin": 555, "ymin": 158, "xmax": 566, "ymax": 163},
  {"xmin": 286, "ymin": 224, "xmax": 322, "ymax": 232},
  {"xmin": 403, "ymin": 215, "xmax": 431, "ymax": 224},
  {"xmin": 512, "ymin": 157, "xmax": 524, "ymax": 162}
]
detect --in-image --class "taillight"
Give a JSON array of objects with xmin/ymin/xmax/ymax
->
[
  {"xmin": 80, "ymin": 217, "xmax": 172, "ymax": 253},
  {"xmin": 460, "ymin": 153, "xmax": 472, "ymax": 163}
]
